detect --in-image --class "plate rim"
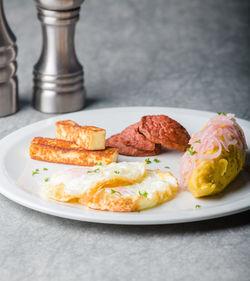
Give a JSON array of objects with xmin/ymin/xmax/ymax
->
[{"xmin": 0, "ymin": 106, "xmax": 249, "ymax": 225}]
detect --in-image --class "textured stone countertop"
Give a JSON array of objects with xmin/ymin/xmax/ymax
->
[{"xmin": 1, "ymin": 0, "xmax": 250, "ymax": 280}]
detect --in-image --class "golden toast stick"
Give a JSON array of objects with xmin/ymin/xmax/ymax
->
[
  {"xmin": 56, "ymin": 120, "xmax": 106, "ymax": 150},
  {"xmin": 30, "ymin": 137, "xmax": 118, "ymax": 166}
]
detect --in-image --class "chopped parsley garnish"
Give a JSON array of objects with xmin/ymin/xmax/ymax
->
[
  {"xmin": 194, "ymin": 139, "xmax": 201, "ymax": 143},
  {"xmin": 195, "ymin": 204, "xmax": 201, "ymax": 208},
  {"xmin": 88, "ymin": 168, "xmax": 100, "ymax": 173},
  {"xmin": 35, "ymin": 169, "xmax": 39, "ymax": 172},
  {"xmin": 43, "ymin": 168, "xmax": 48, "ymax": 171},
  {"xmin": 97, "ymin": 162, "xmax": 102, "ymax": 166},
  {"xmin": 186, "ymin": 146, "xmax": 197, "ymax": 156},
  {"xmin": 164, "ymin": 166, "xmax": 170, "ymax": 169},
  {"xmin": 44, "ymin": 178, "xmax": 49, "ymax": 182},
  {"xmin": 145, "ymin": 158, "xmax": 151, "ymax": 164},
  {"xmin": 32, "ymin": 171, "xmax": 39, "ymax": 176},
  {"xmin": 111, "ymin": 189, "xmax": 121, "ymax": 195},
  {"xmin": 153, "ymin": 158, "xmax": 160, "ymax": 163},
  {"xmin": 139, "ymin": 191, "xmax": 148, "ymax": 197},
  {"xmin": 218, "ymin": 112, "xmax": 226, "ymax": 116},
  {"xmin": 114, "ymin": 170, "xmax": 120, "ymax": 174}
]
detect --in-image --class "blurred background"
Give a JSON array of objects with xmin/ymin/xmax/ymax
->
[{"xmin": 4, "ymin": 0, "xmax": 250, "ymax": 119}]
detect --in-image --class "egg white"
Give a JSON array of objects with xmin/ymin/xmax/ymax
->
[
  {"xmin": 45, "ymin": 162, "xmax": 146, "ymax": 197},
  {"xmin": 104, "ymin": 170, "xmax": 176, "ymax": 197}
]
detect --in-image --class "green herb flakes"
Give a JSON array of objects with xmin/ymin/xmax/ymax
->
[
  {"xmin": 195, "ymin": 204, "xmax": 201, "ymax": 208},
  {"xmin": 145, "ymin": 158, "xmax": 151, "ymax": 164},
  {"xmin": 43, "ymin": 168, "xmax": 48, "ymax": 171},
  {"xmin": 164, "ymin": 166, "xmax": 170, "ymax": 169},
  {"xmin": 88, "ymin": 168, "xmax": 100, "ymax": 173},
  {"xmin": 139, "ymin": 191, "xmax": 148, "ymax": 197},
  {"xmin": 114, "ymin": 171, "xmax": 120, "ymax": 174},
  {"xmin": 194, "ymin": 139, "xmax": 201, "ymax": 143},
  {"xmin": 111, "ymin": 189, "xmax": 121, "ymax": 195},
  {"xmin": 44, "ymin": 178, "xmax": 49, "ymax": 182},
  {"xmin": 153, "ymin": 158, "xmax": 160, "ymax": 163},
  {"xmin": 186, "ymin": 146, "xmax": 197, "ymax": 156},
  {"xmin": 218, "ymin": 112, "xmax": 226, "ymax": 116}
]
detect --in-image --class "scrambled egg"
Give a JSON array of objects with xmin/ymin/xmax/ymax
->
[{"xmin": 188, "ymin": 145, "xmax": 246, "ymax": 197}]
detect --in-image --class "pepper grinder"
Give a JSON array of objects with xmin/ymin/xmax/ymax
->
[
  {"xmin": 0, "ymin": 0, "xmax": 18, "ymax": 117},
  {"xmin": 33, "ymin": 0, "xmax": 86, "ymax": 113}
]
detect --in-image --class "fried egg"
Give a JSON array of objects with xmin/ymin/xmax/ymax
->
[
  {"xmin": 43, "ymin": 162, "xmax": 178, "ymax": 212},
  {"xmin": 80, "ymin": 169, "xmax": 178, "ymax": 212},
  {"xmin": 43, "ymin": 162, "xmax": 146, "ymax": 201}
]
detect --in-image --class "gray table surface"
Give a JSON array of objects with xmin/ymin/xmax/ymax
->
[{"xmin": 1, "ymin": 0, "xmax": 250, "ymax": 280}]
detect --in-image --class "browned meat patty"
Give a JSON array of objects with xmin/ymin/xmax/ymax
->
[
  {"xmin": 106, "ymin": 133, "xmax": 161, "ymax": 156},
  {"xmin": 120, "ymin": 122, "xmax": 155, "ymax": 151},
  {"xmin": 139, "ymin": 115, "xmax": 190, "ymax": 151}
]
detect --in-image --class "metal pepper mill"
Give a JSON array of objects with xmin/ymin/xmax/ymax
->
[
  {"xmin": 33, "ymin": 0, "xmax": 86, "ymax": 113},
  {"xmin": 0, "ymin": 0, "xmax": 18, "ymax": 117}
]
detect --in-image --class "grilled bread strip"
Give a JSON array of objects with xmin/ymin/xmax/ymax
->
[
  {"xmin": 30, "ymin": 137, "xmax": 118, "ymax": 166},
  {"xmin": 56, "ymin": 120, "xmax": 106, "ymax": 150}
]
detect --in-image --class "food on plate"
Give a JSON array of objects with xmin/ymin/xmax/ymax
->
[
  {"xmin": 30, "ymin": 120, "xmax": 114, "ymax": 166},
  {"xmin": 26, "ymin": 112, "xmax": 249, "ymax": 214},
  {"xmin": 119, "ymin": 122, "xmax": 156, "ymax": 151},
  {"xmin": 139, "ymin": 115, "xmax": 190, "ymax": 152},
  {"xmin": 80, "ymin": 169, "xmax": 178, "ymax": 212},
  {"xmin": 106, "ymin": 133, "xmax": 161, "ymax": 156},
  {"xmin": 106, "ymin": 114, "xmax": 190, "ymax": 156},
  {"xmin": 30, "ymin": 137, "xmax": 118, "ymax": 166},
  {"xmin": 43, "ymin": 162, "xmax": 178, "ymax": 212},
  {"xmin": 43, "ymin": 162, "xmax": 146, "ymax": 201},
  {"xmin": 180, "ymin": 113, "xmax": 247, "ymax": 197},
  {"xmin": 56, "ymin": 120, "xmax": 106, "ymax": 150}
]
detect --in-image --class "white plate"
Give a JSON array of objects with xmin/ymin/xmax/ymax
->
[{"xmin": 0, "ymin": 107, "xmax": 249, "ymax": 225}]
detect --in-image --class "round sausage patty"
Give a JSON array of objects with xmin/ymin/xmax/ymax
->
[
  {"xmin": 139, "ymin": 115, "xmax": 190, "ymax": 151},
  {"xmin": 106, "ymin": 133, "xmax": 161, "ymax": 156},
  {"xmin": 120, "ymin": 122, "xmax": 155, "ymax": 151}
]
